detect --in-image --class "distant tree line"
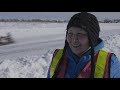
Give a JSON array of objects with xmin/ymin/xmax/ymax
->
[
  {"xmin": 0, "ymin": 19, "xmax": 68, "ymax": 23},
  {"xmin": 99, "ymin": 19, "xmax": 120, "ymax": 23},
  {"xmin": 0, "ymin": 18, "xmax": 120, "ymax": 23}
]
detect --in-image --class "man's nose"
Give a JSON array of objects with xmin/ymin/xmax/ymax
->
[{"xmin": 72, "ymin": 35, "xmax": 78, "ymax": 41}]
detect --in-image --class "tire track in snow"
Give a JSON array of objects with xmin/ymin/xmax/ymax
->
[
  {"xmin": 0, "ymin": 39, "xmax": 64, "ymax": 60},
  {"xmin": 0, "ymin": 39, "xmax": 64, "ymax": 54}
]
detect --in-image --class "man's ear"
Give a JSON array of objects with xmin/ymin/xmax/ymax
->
[
  {"xmin": 65, "ymin": 40, "xmax": 69, "ymax": 47},
  {"xmin": 66, "ymin": 36, "xmax": 69, "ymax": 43}
]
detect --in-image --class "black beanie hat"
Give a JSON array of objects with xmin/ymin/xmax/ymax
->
[{"xmin": 67, "ymin": 12, "xmax": 100, "ymax": 46}]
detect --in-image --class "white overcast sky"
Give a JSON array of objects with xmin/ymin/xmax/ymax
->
[{"xmin": 0, "ymin": 12, "xmax": 120, "ymax": 20}]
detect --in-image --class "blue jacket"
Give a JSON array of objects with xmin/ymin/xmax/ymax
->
[{"xmin": 47, "ymin": 38, "xmax": 120, "ymax": 78}]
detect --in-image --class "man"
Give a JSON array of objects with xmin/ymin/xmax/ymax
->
[{"xmin": 47, "ymin": 12, "xmax": 120, "ymax": 78}]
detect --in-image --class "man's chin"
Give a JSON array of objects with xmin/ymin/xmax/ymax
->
[
  {"xmin": 72, "ymin": 48, "xmax": 84, "ymax": 55},
  {"xmin": 72, "ymin": 46, "xmax": 81, "ymax": 50}
]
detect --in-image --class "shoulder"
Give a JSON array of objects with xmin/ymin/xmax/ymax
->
[
  {"xmin": 111, "ymin": 54, "xmax": 120, "ymax": 64},
  {"xmin": 110, "ymin": 54, "xmax": 120, "ymax": 78},
  {"xmin": 47, "ymin": 49, "xmax": 63, "ymax": 78},
  {"xmin": 52, "ymin": 49, "xmax": 63, "ymax": 57}
]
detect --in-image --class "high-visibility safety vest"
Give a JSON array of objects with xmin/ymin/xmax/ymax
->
[{"xmin": 50, "ymin": 49, "xmax": 112, "ymax": 78}]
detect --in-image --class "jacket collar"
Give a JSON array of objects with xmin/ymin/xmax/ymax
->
[{"xmin": 66, "ymin": 38, "xmax": 104, "ymax": 60}]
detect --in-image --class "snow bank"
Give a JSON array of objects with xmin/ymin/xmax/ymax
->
[
  {"xmin": 0, "ymin": 51, "xmax": 53, "ymax": 78},
  {"xmin": 103, "ymin": 34, "xmax": 120, "ymax": 59}
]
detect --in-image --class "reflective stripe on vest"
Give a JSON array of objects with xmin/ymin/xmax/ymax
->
[
  {"xmin": 50, "ymin": 49, "xmax": 109, "ymax": 78},
  {"xmin": 94, "ymin": 49, "xmax": 108, "ymax": 78},
  {"xmin": 50, "ymin": 49, "xmax": 63, "ymax": 78}
]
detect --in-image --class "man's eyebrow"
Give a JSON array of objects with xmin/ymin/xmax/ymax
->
[{"xmin": 77, "ymin": 32, "xmax": 86, "ymax": 34}]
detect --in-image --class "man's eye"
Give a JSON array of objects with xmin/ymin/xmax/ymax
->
[
  {"xmin": 78, "ymin": 33, "xmax": 87, "ymax": 36},
  {"xmin": 68, "ymin": 33, "xmax": 73, "ymax": 36},
  {"xmin": 77, "ymin": 33, "xmax": 87, "ymax": 37}
]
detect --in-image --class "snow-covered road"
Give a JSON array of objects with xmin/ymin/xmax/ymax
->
[{"xmin": 0, "ymin": 35, "xmax": 64, "ymax": 60}]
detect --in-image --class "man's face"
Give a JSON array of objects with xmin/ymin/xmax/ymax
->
[{"xmin": 67, "ymin": 27, "xmax": 90, "ymax": 56}]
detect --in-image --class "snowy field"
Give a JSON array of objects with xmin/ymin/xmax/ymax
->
[{"xmin": 0, "ymin": 22, "xmax": 120, "ymax": 78}]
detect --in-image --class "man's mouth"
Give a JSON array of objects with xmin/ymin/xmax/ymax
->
[{"xmin": 73, "ymin": 45, "xmax": 81, "ymax": 48}]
